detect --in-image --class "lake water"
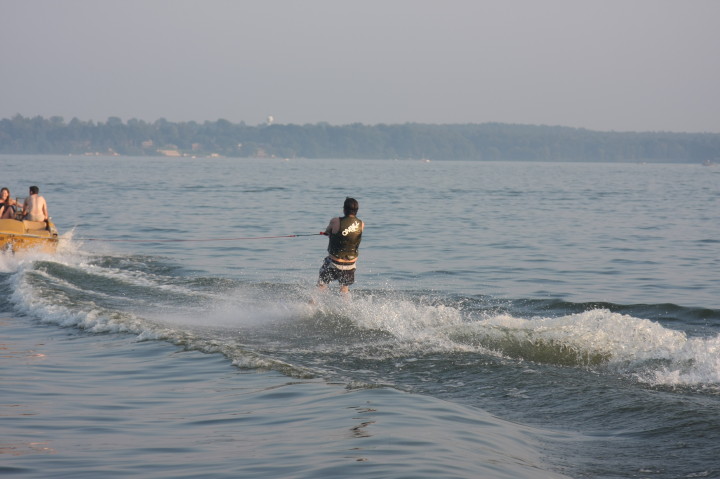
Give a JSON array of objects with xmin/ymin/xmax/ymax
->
[{"xmin": 1, "ymin": 155, "xmax": 719, "ymax": 478}]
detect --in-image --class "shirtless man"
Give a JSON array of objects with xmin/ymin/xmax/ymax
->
[
  {"xmin": 22, "ymin": 186, "xmax": 49, "ymax": 222},
  {"xmin": 317, "ymin": 197, "xmax": 364, "ymax": 294}
]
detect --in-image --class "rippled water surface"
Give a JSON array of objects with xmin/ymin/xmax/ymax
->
[{"xmin": 1, "ymin": 155, "xmax": 719, "ymax": 478}]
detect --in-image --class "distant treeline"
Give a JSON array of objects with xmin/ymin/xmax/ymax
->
[{"xmin": 1, "ymin": 114, "xmax": 719, "ymax": 163}]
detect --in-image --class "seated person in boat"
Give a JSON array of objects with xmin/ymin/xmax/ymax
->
[
  {"xmin": 0, "ymin": 187, "xmax": 17, "ymax": 219},
  {"xmin": 22, "ymin": 186, "xmax": 49, "ymax": 222}
]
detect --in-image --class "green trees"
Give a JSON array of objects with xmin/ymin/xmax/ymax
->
[{"xmin": 0, "ymin": 115, "xmax": 718, "ymax": 163}]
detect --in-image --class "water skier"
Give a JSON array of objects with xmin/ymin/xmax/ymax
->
[{"xmin": 317, "ymin": 197, "xmax": 364, "ymax": 295}]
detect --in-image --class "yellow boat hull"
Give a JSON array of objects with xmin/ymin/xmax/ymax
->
[{"xmin": 0, "ymin": 219, "xmax": 59, "ymax": 253}]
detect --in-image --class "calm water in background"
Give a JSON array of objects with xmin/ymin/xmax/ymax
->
[{"xmin": 1, "ymin": 155, "xmax": 719, "ymax": 478}]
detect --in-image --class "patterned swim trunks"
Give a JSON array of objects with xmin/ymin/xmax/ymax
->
[{"xmin": 318, "ymin": 256, "xmax": 356, "ymax": 286}]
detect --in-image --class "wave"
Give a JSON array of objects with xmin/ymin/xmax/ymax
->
[{"xmin": 4, "ymin": 247, "xmax": 720, "ymax": 392}]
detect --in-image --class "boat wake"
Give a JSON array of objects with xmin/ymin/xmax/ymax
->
[{"xmin": 4, "ymin": 248, "xmax": 720, "ymax": 391}]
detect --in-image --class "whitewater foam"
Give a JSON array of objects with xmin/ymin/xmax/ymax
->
[{"xmin": 8, "ymin": 247, "xmax": 720, "ymax": 388}]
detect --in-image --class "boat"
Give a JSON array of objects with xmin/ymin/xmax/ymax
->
[
  {"xmin": 0, "ymin": 206, "xmax": 59, "ymax": 253},
  {"xmin": 0, "ymin": 219, "xmax": 58, "ymax": 253}
]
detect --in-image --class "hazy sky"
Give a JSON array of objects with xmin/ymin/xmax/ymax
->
[{"xmin": 2, "ymin": 0, "xmax": 719, "ymax": 132}]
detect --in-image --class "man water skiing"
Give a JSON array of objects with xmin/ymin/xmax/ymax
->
[{"xmin": 317, "ymin": 197, "xmax": 364, "ymax": 295}]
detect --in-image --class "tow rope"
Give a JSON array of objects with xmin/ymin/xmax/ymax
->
[{"xmin": 81, "ymin": 232, "xmax": 326, "ymax": 243}]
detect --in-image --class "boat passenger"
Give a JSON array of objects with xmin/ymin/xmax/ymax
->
[
  {"xmin": 22, "ymin": 186, "xmax": 49, "ymax": 222},
  {"xmin": 0, "ymin": 187, "xmax": 17, "ymax": 219}
]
